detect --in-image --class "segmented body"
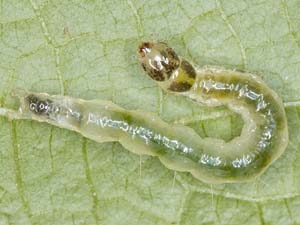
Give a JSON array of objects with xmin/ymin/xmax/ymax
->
[
  {"xmin": 0, "ymin": 42, "xmax": 288, "ymax": 184},
  {"xmin": 138, "ymin": 42, "xmax": 288, "ymax": 183}
]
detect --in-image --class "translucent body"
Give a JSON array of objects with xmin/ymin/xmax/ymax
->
[
  {"xmin": 0, "ymin": 42, "xmax": 289, "ymax": 184},
  {"xmin": 138, "ymin": 42, "xmax": 288, "ymax": 183}
]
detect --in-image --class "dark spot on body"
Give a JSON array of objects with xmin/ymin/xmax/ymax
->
[
  {"xmin": 147, "ymin": 67, "xmax": 165, "ymax": 81},
  {"xmin": 27, "ymin": 94, "xmax": 53, "ymax": 115},
  {"xmin": 141, "ymin": 63, "xmax": 147, "ymax": 71},
  {"xmin": 139, "ymin": 42, "xmax": 153, "ymax": 50},
  {"xmin": 181, "ymin": 60, "xmax": 196, "ymax": 78},
  {"xmin": 168, "ymin": 81, "xmax": 192, "ymax": 92},
  {"xmin": 138, "ymin": 42, "xmax": 154, "ymax": 57},
  {"xmin": 163, "ymin": 47, "xmax": 180, "ymax": 76},
  {"xmin": 138, "ymin": 42, "xmax": 180, "ymax": 81},
  {"xmin": 166, "ymin": 47, "xmax": 179, "ymax": 61}
]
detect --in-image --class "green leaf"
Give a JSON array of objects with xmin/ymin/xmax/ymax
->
[{"xmin": 1, "ymin": 0, "xmax": 300, "ymax": 224}]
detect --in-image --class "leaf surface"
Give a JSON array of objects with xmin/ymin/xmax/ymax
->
[{"xmin": 0, "ymin": 0, "xmax": 300, "ymax": 224}]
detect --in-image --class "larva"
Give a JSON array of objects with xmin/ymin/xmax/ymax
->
[
  {"xmin": 0, "ymin": 42, "xmax": 288, "ymax": 184},
  {"xmin": 138, "ymin": 41, "xmax": 288, "ymax": 183}
]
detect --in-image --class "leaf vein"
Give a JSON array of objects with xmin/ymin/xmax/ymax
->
[
  {"xmin": 281, "ymin": 0, "xmax": 300, "ymax": 48},
  {"xmin": 81, "ymin": 137, "xmax": 100, "ymax": 225},
  {"xmin": 10, "ymin": 121, "xmax": 33, "ymax": 224},
  {"xmin": 215, "ymin": 0, "xmax": 248, "ymax": 70}
]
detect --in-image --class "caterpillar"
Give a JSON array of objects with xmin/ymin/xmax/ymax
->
[{"xmin": 0, "ymin": 42, "xmax": 288, "ymax": 184}]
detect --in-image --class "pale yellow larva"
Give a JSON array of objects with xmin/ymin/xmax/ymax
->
[
  {"xmin": 0, "ymin": 42, "xmax": 288, "ymax": 184},
  {"xmin": 138, "ymin": 42, "xmax": 288, "ymax": 183}
]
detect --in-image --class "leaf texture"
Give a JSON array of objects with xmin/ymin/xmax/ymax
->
[{"xmin": 0, "ymin": 0, "xmax": 300, "ymax": 224}]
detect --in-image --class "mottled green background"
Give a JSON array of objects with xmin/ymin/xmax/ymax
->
[{"xmin": 1, "ymin": 0, "xmax": 300, "ymax": 224}]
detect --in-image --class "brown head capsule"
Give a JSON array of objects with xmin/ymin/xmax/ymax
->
[{"xmin": 138, "ymin": 42, "xmax": 180, "ymax": 81}]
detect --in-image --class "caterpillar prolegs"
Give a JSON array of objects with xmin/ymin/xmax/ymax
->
[{"xmin": 0, "ymin": 42, "xmax": 288, "ymax": 184}]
